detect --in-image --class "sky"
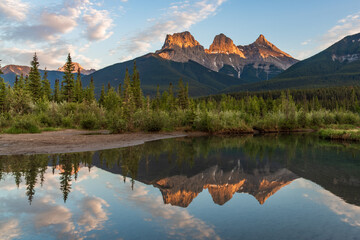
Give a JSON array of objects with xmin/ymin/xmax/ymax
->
[{"xmin": 1, "ymin": 0, "xmax": 360, "ymax": 70}]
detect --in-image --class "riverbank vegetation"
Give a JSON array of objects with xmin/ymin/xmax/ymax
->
[{"xmin": 0, "ymin": 53, "xmax": 360, "ymax": 134}]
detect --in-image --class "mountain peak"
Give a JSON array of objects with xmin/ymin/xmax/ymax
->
[
  {"xmin": 206, "ymin": 33, "xmax": 245, "ymax": 57},
  {"xmin": 162, "ymin": 31, "xmax": 201, "ymax": 49},
  {"xmin": 57, "ymin": 62, "xmax": 95, "ymax": 75},
  {"xmin": 255, "ymin": 34, "xmax": 268, "ymax": 44},
  {"xmin": 251, "ymin": 34, "xmax": 293, "ymax": 59}
]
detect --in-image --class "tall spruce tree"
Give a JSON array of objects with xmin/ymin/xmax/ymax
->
[
  {"xmin": 99, "ymin": 84, "xmax": 105, "ymax": 106},
  {"xmin": 123, "ymin": 68, "xmax": 135, "ymax": 124},
  {"xmin": 28, "ymin": 53, "xmax": 42, "ymax": 101},
  {"xmin": 42, "ymin": 68, "xmax": 52, "ymax": 100},
  {"xmin": 62, "ymin": 53, "xmax": 75, "ymax": 102},
  {"xmin": 0, "ymin": 65, "xmax": 5, "ymax": 112},
  {"xmin": 74, "ymin": 68, "xmax": 83, "ymax": 102},
  {"xmin": 177, "ymin": 79, "xmax": 189, "ymax": 109},
  {"xmin": 0, "ymin": 77, "xmax": 6, "ymax": 112},
  {"xmin": 54, "ymin": 79, "xmax": 60, "ymax": 103},
  {"xmin": 131, "ymin": 61, "xmax": 143, "ymax": 109},
  {"xmin": 89, "ymin": 76, "xmax": 95, "ymax": 101}
]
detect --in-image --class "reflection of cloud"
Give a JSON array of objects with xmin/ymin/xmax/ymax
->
[
  {"xmin": 0, "ymin": 219, "xmax": 21, "ymax": 240},
  {"xmin": 78, "ymin": 196, "xmax": 110, "ymax": 232},
  {"xmin": 297, "ymin": 179, "xmax": 360, "ymax": 228},
  {"xmin": 34, "ymin": 205, "xmax": 75, "ymax": 234},
  {"xmin": 126, "ymin": 184, "xmax": 220, "ymax": 240}
]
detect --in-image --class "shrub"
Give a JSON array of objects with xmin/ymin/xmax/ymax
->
[
  {"xmin": 5, "ymin": 115, "xmax": 41, "ymax": 134},
  {"xmin": 80, "ymin": 113, "xmax": 99, "ymax": 130},
  {"xmin": 141, "ymin": 111, "xmax": 167, "ymax": 132}
]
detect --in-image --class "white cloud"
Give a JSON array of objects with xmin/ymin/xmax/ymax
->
[
  {"xmin": 115, "ymin": 0, "xmax": 226, "ymax": 59},
  {"xmin": 321, "ymin": 12, "xmax": 360, "ymax": 49},
  {"xmin": 0, "ymin": 0, "xmax": 29, "ymax": 21},
  {"xmin": 294, "ymin": 12, "xmax": 360, "ymax": 60},
  {"xmin": 83, "ymin": 8, "xmax": 114, "ymax": 41},
  {"xmin": 0, "ymin": 0, "xmax": 115, "ymax": 69},
  {"xmin": 301, "ymin": 39, "xmax": 311, "ymax": 46}
]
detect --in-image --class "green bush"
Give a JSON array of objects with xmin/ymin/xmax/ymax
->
[
  {"xmin": 141, "ymin": 111, "xmax": 167, "ymax": 132},
  {"xmin": 80, "ymin": 113, "xmax": 99, "ymax": 130},
  {"xmin": 5, "ymin": 115, "xmax": 41, "ymax": 134}
]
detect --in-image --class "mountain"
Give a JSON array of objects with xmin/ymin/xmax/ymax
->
[
  {"xmin": 0, "ymin": 63, "xmax": 88, "ymax": 88},
  {"xmin": 57, "ymin": 62, "xmax": 96, "ymax": 75},
  {"xmin": 225, "ymin": 32, "xmax": 360, "ymax": 92},
  {"xmin": 1, "ymin": 65, "xmax": 31, "ymax": 76},
  {"xmin": 155, "ymin": 31, "xmax": 298, "ymax": 83},
  {"xmin": 83, "ymin": 54, "xmax": 246, "ymax": 97}
]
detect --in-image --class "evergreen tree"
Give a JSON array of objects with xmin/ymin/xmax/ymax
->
[
  {"xmin": 89, "ymin": 76, "xmax": 95, "ymax": 101},
  {"xmin": 177, "ymin": 79, "xmax": 189, "ymax": 109},
  {"xmin": 0, "ymin": 76, "xmax": 6, "ymax": 112},
  {"xmin": 14, "ymin": 75, "xmax": 19, "ymax": 91},
  {"xmin": 24, "ymin": 75, "xmax": 30, "ymax": 92},
  {"xmin": 62, "ymin": 53, "xmax": 75, "ymax": 102},
  {"xmin": 99, "ymin": 84, "xmax": 105, "ymax": 106},
  {"xmin": 42, "ymin": 68, "xmax": 52, "ymax": 100},
  {"xmin": 28, "ymin": 53, "xmax": 42, "ymax": 101},
  {"xmin": 74, "ymin": 68, "xmax": 83, "ymax": 102},
  {"xmin": 131, "ymin": 61, "xmax": 143, "ymax": 109},
  {"xmin": 122, "ymin": 68, "xmax": 135, "ymax": 125},
  {"xmin": 54, "ymin": 79, "xmax": 60, "ymax": 103}
]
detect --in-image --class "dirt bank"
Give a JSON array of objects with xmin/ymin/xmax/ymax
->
[{"xmin": 0, "ymin": 130, "xmax": 205, "ymax": 155}]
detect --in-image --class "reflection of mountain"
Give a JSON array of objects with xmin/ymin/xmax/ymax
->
[
  {"xmin": 153, "ymin": 167, "xmax": 296, "ymax": 207},
  {"xmin": 0, "ymin": 135, "xmax": 360, "ymax": 207}
]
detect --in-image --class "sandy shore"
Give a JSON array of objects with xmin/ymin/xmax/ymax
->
[{"xmin": 0, "ymin": 130, "xmax": 200, "ymax": 155}]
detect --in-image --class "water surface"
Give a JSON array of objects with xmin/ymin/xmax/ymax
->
[{"xmin": 0, "ymin": 134, "xmax": 359, "ymax": 240}]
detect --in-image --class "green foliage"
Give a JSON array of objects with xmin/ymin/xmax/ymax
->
[
  {"xmin": 62, "ymin": 53, "xmax": 75, "ymax": 102},
  {"xmin": 42, "ymin": 69, "xmax": 52, "ymax": 100},
  {"xmin": 28, "ymin": 53, "xmax": 42, "ymax": 101},
  {"xmin": 5, "ymin": 115, "xmax": 41, "ymax": 134},
  {"xmin": 80, "ymin": 113, "xmax": 99, "ymax": 130}
]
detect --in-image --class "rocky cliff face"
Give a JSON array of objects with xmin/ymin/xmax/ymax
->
[
  {"xmin": 1, "ymin": 65, "xmax": 31, "ymax": 76},
  {"xmin": 152, "ymin": 164, "xmax": 297, "ymax": 208},
  {"xmin": 206, "ymin": 34, "xmax": 245, "ymax": 57},
  {"xmin": 155, "ymin": 31, "xmax": 298, "ymax": 81},
  {"xmin": 57, "ymin": 62, "xmax": 96, "ymax": 75}
]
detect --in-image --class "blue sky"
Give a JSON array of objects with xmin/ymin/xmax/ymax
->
[{"xmin": 1, "ymin": 0, "xmax": 360, "ymax": 70}]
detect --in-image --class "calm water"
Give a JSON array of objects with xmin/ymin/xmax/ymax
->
[{"xmin": 0, "ymin": 134, "xmax": 359, "ymax": 240}]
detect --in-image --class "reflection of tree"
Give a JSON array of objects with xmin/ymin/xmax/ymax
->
[
  {"xmin": 59, "ymin": 155, "xmax": 73, "ymax": 203},
  {"xmin": 0, "ymin": 134, "xmax": 359, "ymax": 205}
]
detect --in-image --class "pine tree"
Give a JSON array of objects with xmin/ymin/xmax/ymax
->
[
  {"xmin": 177, "ymin": 79, "xmax": 188, "ymax": 109},
  {"xmin": 42, "ymin": 68, "xmax": 52, "ymax": 100},
  {"xmin": 18, "ymin": 74, "xmax": 25, "ymax": 90},
  {"xmin": 54, "ymin": 79, "xmax": 60, "ymax": 103},
  {"xmin": 0, "ymin": 65, "xmax": 5, "ymax": 112},
  {"xmin": 0, "ymin": 77, "xmax": 6, "ymax": 112},
  {"xmin": 89, "ymin": 76, "xmax": 95, "ymax": 101},
  {"xmin": 122, "ymin": 68, "xmax": 135, "ymax": 125},
  {"xmin": 99, "ymin": 84, "xmax": 105, "ymax": 106},
  {"xmin": 168, "ymin": 82, "xmax": 175, "ymax": 110},
  {"xmin": 14, "ymin": 75, "xmax": 19, "ymax": 91},
  {"xmin": 28, "ymin": 53, "xmax": 42, "ymax": 101},
  {"xmin": 131, "ymin": 61, "xmax": 143, "ymax": 109},
  {"xmin": 123, "ymin": 68, "xmax": 132, "ymax": 102},
  {"xmin": 62, "ymin": 53, "xmax": 75, "ymax": 102},
  {"xmin": 24, "ymin": 75, "xmax": 30, "ymax": 92},
  {"xmin": 74, "ymin": 68, "xmax": 83, "ymax": 102}
]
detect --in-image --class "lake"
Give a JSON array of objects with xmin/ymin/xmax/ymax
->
[{"xmin": 0, "ymin": 134, "xmax": 359, "ymax": 240}]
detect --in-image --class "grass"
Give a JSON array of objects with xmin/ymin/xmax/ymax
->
[{"xmin": 318, "ymin": 128, "xmax": 360, "ymax": 141}]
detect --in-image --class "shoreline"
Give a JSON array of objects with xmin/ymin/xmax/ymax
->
[{"xmin": 0, "ymin": 130, "xmax": 207, "ymax": 156}]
